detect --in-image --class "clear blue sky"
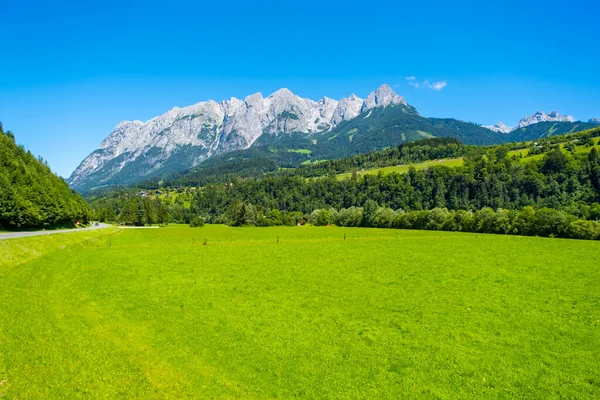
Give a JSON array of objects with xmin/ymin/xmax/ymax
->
[{"xmin": 1, "ymin": 0, "xmax": 599, "ymax": 177}]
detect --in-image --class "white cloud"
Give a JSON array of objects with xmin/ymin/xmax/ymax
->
[
  {"xmin": 427, "ymin": 81, "xmax": 448, "ymax": 91},
  {"xmin": 407, "ymin": 77, "xmax": 448, "ymax": 91}
]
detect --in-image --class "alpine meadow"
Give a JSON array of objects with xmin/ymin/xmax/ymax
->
[
  {"xmin": 1, "ymin": 225, "xmax": 599, "ymax": 398},
  {"xmin": 3, "ymin": 0, "xmax": 600, "ymax": 398}
]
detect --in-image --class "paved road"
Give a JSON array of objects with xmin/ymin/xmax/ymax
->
[{"xmin": 0, "ymin": 223, "xmax": 111, "ymax": 240}]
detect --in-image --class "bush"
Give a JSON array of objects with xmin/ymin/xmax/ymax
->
[
  {"xmin": 425, "ymin": 208, "xmax": 451, "ymax": 231},
  {"xmin": 311, "ymin": 209, "xmax": 331, "ymax": 226},
  {"xmin": 451, "ymin": 210, "xmax": 474, "ymax": 232},
  {"xmin": 534, "ymin": 208, "xmax": 575, "ymax": 237},
  {"xmin": 337, "ymin": 207, "xmax": 363, "ymax": 227},
  {"xmin": 375, "ymin": 208, "xmax": 396, "ymax": 228},
  {"xmin": 190, "ymin": 216, "xmax": 205, "ymax": 227},
  {"xmin": 567, "ymin": 220, "xmax": 600, "ymax": 240}
]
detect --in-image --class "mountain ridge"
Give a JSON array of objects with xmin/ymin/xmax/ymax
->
[
  {"xmin": 68, "ymin": 84, "xmax": 405, "ymax": 188},
  {"xmin": 485, "ymin": 111, "xmax": 577, "ymax": 133},
  {"xmin": 68, "ymin": 85, "xmax": 597, "ymax": 192}
]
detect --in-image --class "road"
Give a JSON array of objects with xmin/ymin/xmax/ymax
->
[{"xmin": 0, "ymin": 223, "xmax": 111, "ymax": 240}]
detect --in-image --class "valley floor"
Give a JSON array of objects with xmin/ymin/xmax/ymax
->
[{"xmin": 1, "ymin": 225, "xmax": 599, "ymax": 398}]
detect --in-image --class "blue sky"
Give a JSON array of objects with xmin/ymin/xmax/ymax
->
[{"xmin": 1, "ymin": 0, "xmax": 599, "ymax": 177}]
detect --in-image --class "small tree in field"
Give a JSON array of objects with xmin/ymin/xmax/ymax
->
[{"xmin": 190, "ymin": 216, "xmax": 205, "ymax": 227}]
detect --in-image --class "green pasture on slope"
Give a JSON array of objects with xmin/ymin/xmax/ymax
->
[
  {"xmin": 1, "ymin": 225, "xmax": 599, "ymax": 398},
  {"xmin": 571, "ymin": 137, "xmax": 600, "ymax": 154},
  {"xmin": 287, "ymin": 149, "xmax": 312, "ymax": 154},
  {"xmin": 336, "ymin": 137, "xmax": 600, "ymax": 180},
  {"xmin": 336, "ymin": 158, "xmax": 464, "ymax": 180},
  {"xmin": 508, "ymin": 137, "xmax": 600, "ymax": 161}
]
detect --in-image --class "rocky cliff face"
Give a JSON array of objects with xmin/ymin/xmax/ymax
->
[
  {"xmin": 68, "ymin": 84, "xmax": 589, "ymax": 191},
  {"xmin": 516, "ymin": 111, "xmax": 575, "ymax": 129},
  {"xmin": 484, "ymin": 122, "xmax": 513, "ymax": 134},
  {"xmin": 68, "ymin": 84, "xmax": 404, "ymax": 188}
]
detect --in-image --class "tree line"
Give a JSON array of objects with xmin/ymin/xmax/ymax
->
[
  {"xmin": 0, "ymin": 123, "xmax": 91, "ymax": 229},
  {"xmin": 90, "ymin": 136, "xmax": 600, "ymax": 239}
]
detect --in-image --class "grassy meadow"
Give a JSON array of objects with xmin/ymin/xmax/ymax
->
[
  {"xmin": 336, "ymin": 158, "xmax": 465, "ymax": 180},
  {"xmin": 1, "ymin": 225, "xmax": 599, "ymax": 398}
]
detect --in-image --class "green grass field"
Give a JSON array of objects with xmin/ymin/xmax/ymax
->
[
  {"xmin": 1, "ymin": 225, "xmax": 599, "ymax": 398},
  {"xmin": 508, "ymin": 137, "xmax": 600, "ymax": 161},
  {"xmin": 287, "ymin": 149, "xmax": 312, "ymax": 154},
  {"xmin": 337, "ymin": 158, "xmax": 465, "ymax": 180}
]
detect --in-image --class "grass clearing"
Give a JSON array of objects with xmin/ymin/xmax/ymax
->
[
  {"xmin": 1, "ymin": 225, "xmax": 599, "ymax": 398},
  {"xmin": 572, "ymin": 137, "xmax": 600, "ymax": 155},
  {"xmin": 337, "ymin": 158, "xmax": 464, "ymax": 180},
  {"xmin": 508, "ymin": 137, "xmax": 600, "ymax": 161},
  {"xmin": 287, "ymin": 149, "xmax": 312, "ymax": 154}
]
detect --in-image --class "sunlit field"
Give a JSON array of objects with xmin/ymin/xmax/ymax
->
[{"xmin": 1, "ymin": 225, "xmax": 599, "ymax": 398}]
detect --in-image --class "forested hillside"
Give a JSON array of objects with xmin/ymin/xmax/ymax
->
[
  {"xmin": 507, "ymin": 121, "xmax": 597, "ymax": 142},
  {"xmin": 90, "ymin": 128, "xmax": 600, "ymax": 239},
  {"xmin": 0, "ymin": 123, "xmax": 90, "ymax": 229},
  {"xmin": 141, "ymin": 127, "xmax": 600, "ymax": 188}
]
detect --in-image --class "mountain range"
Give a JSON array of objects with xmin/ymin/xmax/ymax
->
[
  {"xmin": 485, "ymin": 111, "xmax": 576, "ymax": 133},
  {"xmin": 68, "ymin": 85, "xmax": 599, "ymax": 191}
]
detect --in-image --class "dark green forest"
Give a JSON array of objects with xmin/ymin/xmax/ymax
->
[
  {"xmin": 90, "ymin": 128, "xmax": 600, "ymax": 239},
  {"xmin": 0, "ymin": 123, "xmax": 90, "ymax": 229}
]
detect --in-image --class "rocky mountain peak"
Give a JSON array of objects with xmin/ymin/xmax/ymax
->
[
  {"xmin": 361, "ymin": 84, "xmax": 406, "ymax": 112},
  {"xmin": 485, "ymin": 122, "xmax": 513, "ymax": 134},
  {"xmin": 244, "ymin": 92, "xmax": 264, "ymax": 107},
  {"xmin": 268, "ymin": 88, "xmax": 294, "ymax": 99},
  {"xmin": 69, "ymin": 84, "xmax": 410, "ymax": 188},
  {"xmin": 517, "ymin": 110, "xmax": 575, "ymax": 129}
]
